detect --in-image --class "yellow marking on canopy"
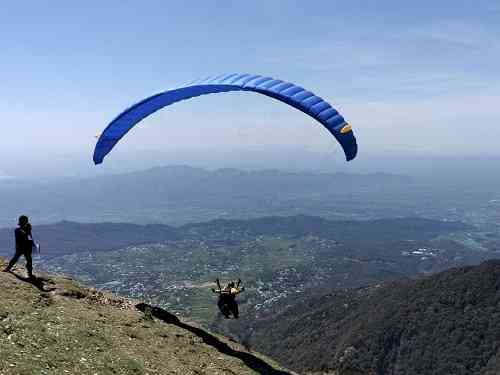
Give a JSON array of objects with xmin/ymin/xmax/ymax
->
[{"xmin": 340, "ymin": 123, "xmax": 352, "ymax": 134}]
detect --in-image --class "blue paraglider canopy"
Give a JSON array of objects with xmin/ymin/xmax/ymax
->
[{"xmin": 93, "ymin": 73, "xmax": 357, "ymax": 164}]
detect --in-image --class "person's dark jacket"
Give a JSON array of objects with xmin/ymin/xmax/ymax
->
[{"xmin": 15, "ymin": 227, "xmax": 33, "ymax": 253}]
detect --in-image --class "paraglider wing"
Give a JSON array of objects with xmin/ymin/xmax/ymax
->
[{"xmin": 93, "ymin": 73, "xmax": 357, "ymax": 164}]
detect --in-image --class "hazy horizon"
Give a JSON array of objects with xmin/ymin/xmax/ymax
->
[{"xmin": 2, "ymin": 146, "xmax": 500, "ymax": 183}]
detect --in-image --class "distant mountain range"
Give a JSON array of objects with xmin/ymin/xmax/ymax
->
[
  {"xmin": 242, "ymin": 260, "xmax": 500, "ymax": 375},
  {"xmin": 1, "ymin": 165, "xmax": 496, "ymax": 232},
  {"xmin": 0, "ymin": 215, "xmax": 468, "ymax": 258},
  {"xmin": 0, "ymin": 165, "xmax": 462, "ymax": 228}
]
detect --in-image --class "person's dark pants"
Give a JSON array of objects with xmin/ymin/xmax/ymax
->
[
  {"xmin": 218, "ymin": 298, "xmax": 239, "ymax": 319},
  {"xmin": 228, "ymin": 299, "xmax": 239, "ymax": 319},
  {"xmin": 6, "ymin": 249, "xmax": 33, "ymax": 276},
  {"xmin": 218, "ymin": 298, "xmax": 231, "ymax": 318}
]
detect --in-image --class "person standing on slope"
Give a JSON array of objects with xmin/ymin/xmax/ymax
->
[
  {"xmin": 3, "ymin": 215, "xmax": 36, "ymax": 278},
  {"xmin": 212, "ymin": 279, "xmax": 245, "ymax": 319}
]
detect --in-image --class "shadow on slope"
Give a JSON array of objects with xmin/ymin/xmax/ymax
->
[
  {"xmin": 136, "ymin": 303, "xmax": 292, "ymax": 375},
  {"xmin": 8, "ymin": 271, "xmax": 57, "ymax": 292}
]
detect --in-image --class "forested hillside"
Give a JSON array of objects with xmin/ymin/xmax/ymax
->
[{"xmin": 245, "ymin": 260, "xmax": 500, "ymax": 375}]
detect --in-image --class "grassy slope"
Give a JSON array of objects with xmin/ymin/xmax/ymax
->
[{"xmin": 0, "ymin": 258, "xmax": 293, "ymax": 375}]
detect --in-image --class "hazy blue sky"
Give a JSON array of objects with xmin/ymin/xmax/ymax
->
[{"xmin": 1, "ymin": 0, "xmax": 499, "ymax": 177}]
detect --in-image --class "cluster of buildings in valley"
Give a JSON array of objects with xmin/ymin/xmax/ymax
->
[{"xmin": 37, "ymin": 221, "xmax": 500, "ymax": 323}]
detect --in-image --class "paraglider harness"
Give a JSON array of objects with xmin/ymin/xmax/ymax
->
[{"xmin": 212, "ymin": 278, "xmax": 244, "ymax": 319}]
